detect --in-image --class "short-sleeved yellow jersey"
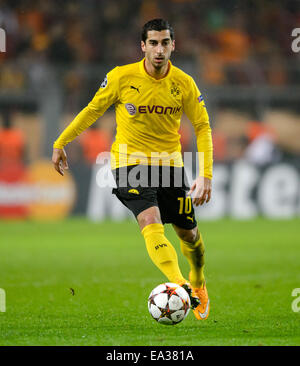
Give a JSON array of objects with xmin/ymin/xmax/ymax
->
[{"xmin": 53, "ymin": 59, "xmax": 213, "ymax": 178}]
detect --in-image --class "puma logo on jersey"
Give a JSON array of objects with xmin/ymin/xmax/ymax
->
[
  {"xmin": 187, "ymin": 216, "xmax": 194, "ymax": 222},
  {"xmin": 130, "ymin": 85, "xmax": 140, "ymax": 93},
  {"xmin": 128, "ymin": 189, "xmax": 139, "ymax": 195}
]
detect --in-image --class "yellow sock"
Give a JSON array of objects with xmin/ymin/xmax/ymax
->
[
  {"xmin": 180, "ymin": 233, "xmax": 205, "ymax": 288},
  {"xmin": 141, "ymin": 223, "xmax": 186, "ymax": 284}
]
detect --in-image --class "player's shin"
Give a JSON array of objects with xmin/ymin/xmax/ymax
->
[
  {"xmin": 180, "ymin": 233, "xmax": 205, "ymax": 288},
  {"xmin": 141, "ymin": 223, "xmax": 186, "ymax": 284}
]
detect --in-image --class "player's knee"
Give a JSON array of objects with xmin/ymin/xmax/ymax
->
[
  {"xmin": 137, "ymin": 207, "xmax": 162, "ymax": 231},
  {"xmin": 138, "ymin": 214, "xmax": 161, "ymax": 230},
  {"xmin": 178, "ymin": 227, "xmax": 199, "ymax": 244}
]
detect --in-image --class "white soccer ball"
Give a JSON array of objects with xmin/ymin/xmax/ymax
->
[{"xmin": 148, "ymin": 282, "xmax": 191, "ymax": 325}]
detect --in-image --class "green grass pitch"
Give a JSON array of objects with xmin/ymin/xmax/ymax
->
[{"xmin": 0, "ymin": 217, "xmax": 300, "ymax": 346}]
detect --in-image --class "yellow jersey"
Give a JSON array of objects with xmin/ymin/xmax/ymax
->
[{"xmin": 53, "ymin": 59, "xmax": 213, "ymax": 178}]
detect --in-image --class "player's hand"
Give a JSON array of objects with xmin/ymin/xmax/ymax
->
[
  {"xmin": 52, "ymin": 148, "xmax": 68, "ymax": 176},
  {"xmin": 188, "ymin": 176, "xmax": 212, "ymax": 206}
]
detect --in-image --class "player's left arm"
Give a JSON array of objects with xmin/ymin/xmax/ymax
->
[{"xmin": 183, "ymin": 77, "xmax": 213, "ymax": 206}]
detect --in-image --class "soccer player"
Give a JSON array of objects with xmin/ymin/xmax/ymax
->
[{"xmin": 52, "ymin": 19, "xmax": 213, "ymax": 320}]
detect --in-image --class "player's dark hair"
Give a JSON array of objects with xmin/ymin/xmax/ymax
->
[{"xmin": 141, "ymin": 19, "xmax": 174, "ymax": 43}]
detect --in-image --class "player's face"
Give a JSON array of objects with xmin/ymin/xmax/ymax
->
[{"xmin": 141, "ymin": 30, "xmax": 175, "ymax": 69}]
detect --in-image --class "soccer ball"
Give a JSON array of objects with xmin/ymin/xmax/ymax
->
[{"xmin": 148, "ymin": 282, "xmax": 191, "ymax": 325}]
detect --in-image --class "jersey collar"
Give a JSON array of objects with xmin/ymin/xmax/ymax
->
[{"xmin": 139, "ymin": 58, "xmax": 173, "ymax": 82}]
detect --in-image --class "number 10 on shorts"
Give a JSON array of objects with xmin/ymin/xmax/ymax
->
[
  {"xmin": 0, "ymin": 288, "xmax": 6, "ymax": 312},
  {"xmin": 177, "ymin": 197, "xmax": 192, "ymax": 214}
]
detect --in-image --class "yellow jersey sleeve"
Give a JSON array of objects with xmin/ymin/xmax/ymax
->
[
  {"xmin": 183, "ymin": 77, "xmax": 213, "ymax": 179},
  {"xmin": 53, "ymin": 67, "xmax": 119, "ymax": 149}
]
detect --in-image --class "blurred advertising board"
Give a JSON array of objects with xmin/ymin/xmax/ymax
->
[
  {"xmin": 0, "ymin": 160, "xmax": 76, "ymax": 220},
  {"xmin": 86, "ymin": 159, "xmax": 300, "ymax": 221},
  {"xmin": 1, "ymin": 159, "xmax": 298, "ymax": 221}
]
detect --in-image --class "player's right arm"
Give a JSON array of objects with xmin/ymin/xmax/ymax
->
[
  {"xmin": 183, "ymin": 76, "xmax": 213, "ymax": 206},
  {"xmin": 52, "ymin": 68, "xmax": 120, "ymax": 174}
]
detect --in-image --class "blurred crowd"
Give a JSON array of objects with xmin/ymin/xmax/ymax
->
[
  {"xmin": 1, "ymin": 0, "xmax": 300, "ymax": 87},
  {"xmin": 0, "ymin": 0, "xmax": 300, "ymax": 166}
]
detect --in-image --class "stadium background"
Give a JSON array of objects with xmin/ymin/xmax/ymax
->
[
  {"xmin": 0, "ymin": 0, "xmax": 300, "ymax": 346},
  {"xmin": 1, "ymin": 0, "xmax": 299, "ymax": 221}
]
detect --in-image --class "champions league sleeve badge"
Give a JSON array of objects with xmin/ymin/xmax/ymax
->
[{"xmin": 100, "ymin": 75, "xmax": 108, "ymax": 88}]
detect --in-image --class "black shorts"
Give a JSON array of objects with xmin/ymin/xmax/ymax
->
[{"xmin": 112, "ymin": 165, "xmax": 197, "ymax": 230}]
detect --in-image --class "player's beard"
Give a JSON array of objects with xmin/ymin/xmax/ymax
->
[{"xmin": 152, "ymin": 56, "xmax": 168, "ymax": 70}]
